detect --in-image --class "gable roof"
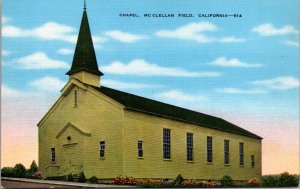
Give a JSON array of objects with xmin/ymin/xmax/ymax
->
[
  {"xmin": 89, "ymin": 85, "xmax": 262, "ymax": 139},
  {"xmin": 66, "ymin": 8, "xmax": 103, "ymax": 76}
]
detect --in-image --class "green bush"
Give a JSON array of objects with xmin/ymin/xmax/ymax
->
[
  {"xmin": 25, "ymin": 170, "xmax": 33, "ymax": 179},
  {"xmin": 78, "ymin": 171, "xmax": 86, "ymax": 183},
  {"xmin": 220, "ymin": 175, "xmax": 232, "ymax": 187},
  {"xmin": 12, "ymin": 163, "xmax": 26, "ymax": 178},
  {"xmin": 174, "ymin": 174, "xmax": 184, "ymax": 185},
  {"xmin": 1, "ymin": 167, "xmax": 14, "ymax": 177},
  {"xmin": 278, "ymin": 172, "xmax": 299, "ymax": 187},
  {"xmin": 90, "ymin": 176, "xmax": 98, "ymax": 184},
  {"xmin": 29, "ymin": 160, "xmax": 38, "ymax": 173},
  {"xmin": 262, "ymin": 175, "xmax": 279, "ymax": 187},
  {"xmin": 262, "ymin": 172, "xmax": 299, "ymax": 187}
]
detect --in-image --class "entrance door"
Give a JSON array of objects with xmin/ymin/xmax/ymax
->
[{"xmin": 63, "ymin": 144, "xmax": 78, "ymax": 175}]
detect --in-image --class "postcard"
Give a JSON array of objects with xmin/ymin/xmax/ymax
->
[{"xmin": 1, "ymin": 0, "xmax": 299, "ymax": 187}]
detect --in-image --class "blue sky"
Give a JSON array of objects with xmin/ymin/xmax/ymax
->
[{"xmin": 1, "ymin": 0, "xmax": 299, "ymax": 173}]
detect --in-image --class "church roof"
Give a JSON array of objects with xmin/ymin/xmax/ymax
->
[
  {"xmin": 66, "ymin": 7, "xmax": 103, "ymax": 76},
  {"xmin": 90, "ymin": 85, "xmax": 262, "ymax": 139}
]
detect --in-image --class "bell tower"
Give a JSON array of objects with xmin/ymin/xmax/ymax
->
[{"xmin": 66, "ymin": 1, "xmax": 103, "ymax": 87}]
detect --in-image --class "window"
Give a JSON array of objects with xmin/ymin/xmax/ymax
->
[
  {"xmin": 138, "ymin": 141, "xmax": 143, "ymax": 158},
  {"xmin": 239, "ymin": 142, "xmax": 244, "ymax": 166},
  {"xmin": 74, "ymin": 89, "xmax": 78, "ymax": 107},
  {"xmin": 224, "ymin": 140, "xmax": 230, "ymax": 164},
  {"xmin": 51, "ymin": 148, "xmax": 55, "ymax": 162},
  {"xmin": 187, "ymin": 133, "xmax": 193, "ymax": 161},
  {"xmin": 163, "ymin": 128, "xmax": 171, "ymax": 159},
  {"xmin": 207, "ymin": 136, "xmax": 213, "ymax": 163},
  {"xmin": 100, "ymin": 141, "xmax": 105, "ymax": 157},
  {"xmin": 251, "ymin": 155, "xmax": 255, "ymax": 168}
]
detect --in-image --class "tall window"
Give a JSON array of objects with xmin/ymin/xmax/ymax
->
[
  {"xmin": 100, "ymin": 141, "xmax": 105, "ymax": 157},
  {"xmin": 239, "ymin": 142, "xmax": 244, "ymax": 166},
  {"xmin": 251, "ymin": 155, "xmax": 255, "ymax": 168},
  {"xmin": 224, "ymin": 140, "xmax": 230, "ymax": 164},
  {"xmin": 74, "ymin": 89, "xmax": 78, "ymax": 107},
  {"xmin": 138, "ymin": 141, "xmax": 143, "ymax": 158},
  {"xmin": 207, "ymin": 136, "xmax": 213, "ymax": 163},
  {"xmin": 187, "ymin": 133, "xmax": 193, "ymax": 161},
  {"xmin": 51, "ymin": 148, "xmax": 55, "ymax": 162},
  {"xmin": 163, "ymin": 128, "xmax": 171, "ymax": 159}
]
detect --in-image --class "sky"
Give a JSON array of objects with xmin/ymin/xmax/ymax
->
[{"xmin": 1, "ymin": 0, "xmax": 299, "ymax": 175}]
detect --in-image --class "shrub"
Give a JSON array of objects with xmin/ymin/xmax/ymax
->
[
  {"xmin": 12, "ymin": 163, "xmax": 26, "ymax": 178},
  {"xmin": 220, "ymin": 175, "xmax": 232, "ymax": 187},
  {"xmin": 278, "ymin": 172, "xmax": 299, "ymax": 187},
  {"xmin": 174, "ymin": 174, "xmax": 184, "ymax": 185},
  {"xmin": 29, "ymin": 160, "xmax": 38, "ymax": 173},
  {"xmin": 261, "ymin": 174, "xmax": 279, "ymax": 187},
  {"xmin": 78, "ymin": 171, "xmax": 86, "ymax": 183},
  {"xmin": 1, "ymin": 167, "xmax": 14, "ymax": 177},
  {"xmin": 66, "ymin": 173, "xmax": 74, "ymax": 182},
  {"xmin": 247, "ymin": 178, "xmax": 261, "ymax": 187},
  {"xmin": 25, "ymin": 170, "xmax": 33, "ymax": 179},
  {"xmin": 90, "ymin": 176, "xmax": 98, "ymax": 184},
  {"xmin": 262, "ymin": 172, "xmax": 299, "ymax": 187}
]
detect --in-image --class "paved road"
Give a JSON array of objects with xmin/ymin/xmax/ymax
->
[{"xmin": 1, "ymin": 180, "xmax": 85, "ymax": 188}]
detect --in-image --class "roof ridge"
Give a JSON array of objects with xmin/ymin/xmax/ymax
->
[{"xmin": 88, "ymin": 84, "xmax": 262, "ymax": 139}]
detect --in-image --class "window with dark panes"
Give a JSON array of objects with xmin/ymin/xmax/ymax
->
[
  {"xmin": 187, "ymin": 133, "xmax": 193, "ymax": 161},
  {"xmin": 239, "ymin": 142, "xmax": 244, "ymax": 166},
  {"xmin": 224, "ymin": 140, "xmax": 229, "ymax": 164},
  {"xmin": 138, "ymin": 141, "xmax": 143, "ymax": 157},
  {"xmin": 51, "ymin": 148, "xmax": 55, "ymax": 161},
  {"xmin": 163, "ymin": 128, "xmax": 171, "ymax": 159},
  {"xmin": 251, "ymin": 155, "xmax": 255, "ymax": 167},
  {"xmin": 207, "ymin": 136, "xmax": 213, "ymax": 162},
  {"xmin": 100, "ymin": 141, "xmax": 105, "ymax": 157}
]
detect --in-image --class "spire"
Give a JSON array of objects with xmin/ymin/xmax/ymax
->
[{"xmin": 66, "ymin": 2, "xmax": 103, "ymax": 76}]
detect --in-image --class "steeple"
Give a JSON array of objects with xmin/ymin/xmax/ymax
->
[{"xmin": 66, "ymin": 1, "xmax": 103, "ymax": 87}]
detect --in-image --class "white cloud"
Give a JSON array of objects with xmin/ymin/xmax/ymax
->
[
  {"xmin": 3, "ymin": 21, "xmax": 107, "ymax": 44},
  {"xmin": 102, "ymin": 59, "xmax": 221, "ymax": 77},
  {"xmin": 251, "ymin": 76, "xmax": 299, "ymax": 90},
  {"xmin": 2, "ymin": 85, "xmax": 35, "ymax": 98},
  {"xmin": 29, "ymin": 76, "xmax": 66, "ymax": 91},
  {"xmin": 155, "ymin": 22, "xmax": 244, "ymax": 43},
  {"xmin": 3, "ymin": 22, "xmax": 77, "ymax": 43},
  {"xmin": 155, "ymin": 22, "xmax": 217, "ymax": 43},
  {"xmin": 2, "ymin": 16, "xmax": 9, "ymax": 24},
  {"xmin": 102, "ymin": 79, "xmax": 161, "ymax": 89},
  {"xmin": 284, "ymin": 40, "xmax": 299, "ymax": 47},
  {"xmin": 252, "ymin": 23, "xmax": 299, "ymax": 36},
  {"xmin": 2, "ymin": 50, "xmax": 11, "ymax": 56},
  {"xmin": 220, "ymin": 36, "xmax": 246, "ymax": 43},
  {"xmin": 32, "ymin": 22, "xmax": 77, "ymax": 43},
  {"xmin": 92, "ymin": 36, "xmax": 109, "ymax": 43},
  {"xmin": 13, "ymin": 52, "xmax": 69, "ymax": 69},
  {"xmin": 217, "ymin": 88, "xmax": 268, "ymax": 94},
  {"xmin": 154, "ymin": 90, "xmax": 208, "ymax": 103},
  {"xmin": 2, "ymin": 25, "xmax": 29, "ymax": 37},
  {"xmin": 57, "ymin": 48, "xmax": 73, "ymax": 55},
  {"xmin": 104, "ymin": 30, "xmax": 148, "ymax": 43},
  {"xmin": 210, "ymin": 57, "xmax": 262, "ymax": 68}
]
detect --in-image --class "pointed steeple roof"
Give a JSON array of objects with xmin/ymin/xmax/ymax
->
[{"xmin": 66, "ymin": 3, "xmax": 103, "ymax": 76}]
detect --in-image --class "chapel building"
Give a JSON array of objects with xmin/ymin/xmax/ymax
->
[{"xmin": 38, "ymin": 4, "xmax": 262, "ymax": 181}]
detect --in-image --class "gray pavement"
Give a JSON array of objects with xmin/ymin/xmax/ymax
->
[{"xmin": 1, "ymin": 177, "xmax": 136, "ymax": 188}]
